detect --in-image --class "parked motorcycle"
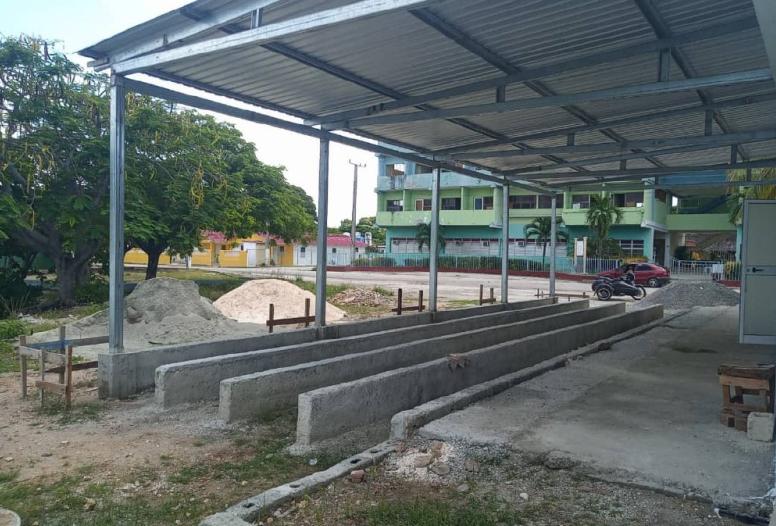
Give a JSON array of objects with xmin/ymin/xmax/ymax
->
[{"xmin": 591, "ymin": 275, "xmax": 647, "ymax": 301}]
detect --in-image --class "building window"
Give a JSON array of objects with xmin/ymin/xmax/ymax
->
[
  {"xmin": 441, "ymin": 197, "xmax": 461, "ymax": 210},
  {"xmin": 386, "ymin": 199, "xmax": 404, "ymax": 212},
  {"xmin": 415, "ymin": 198, "xmax": 432, "ymax": 211},
  {"xmin": 300, "ymin": 246, "xmax": 306, "ymax": 254},
  {"xmin": 612, "ymin": 192, "xmax": 643, "ymax": 208},
  {"xmin": 537, "ymin": 195, "xmax": 564, "ymax": 209},
  {"xmin": 509, "ymin": 195, "xmax": 537, "ymax": 209},
  {"xmin": 474, "ymin": 196, "xmax": 494, "ymax": 210},
  {"xmin": 617, "ymin": 239, "xmax": 645, "ymax": 256},
  {"xmin": 415, "ymin": 163, "xmax": 434, "ymax": 174},
  {"xmin": 332, "ymin": 248, "xmax": 337, "ymax": 254},
  {"xmin": 386, "ymin": 163, "xmax": 405, "ymax": 177},
  {"xmin": 571, "ymin": 194, "xmax": 591, "ymax": 209}
]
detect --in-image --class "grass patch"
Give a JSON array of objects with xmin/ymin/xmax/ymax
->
[
  {"xmin": 353, "ymin": 496, "xmax": 523, "ymax": 526},
  {"xmin": 444, "ymin": 299, "xmax": 480, "ymax": 308},
  {"xmin": 291, "ymin": 277, "xmax": 349, "ymax": 299},
  {"xmin": 0, "ymin": 341, "xmax": 18, "ymax": 374},
  {"xmin": 36, "ymin": 399, "xmax": 105, "ymax": 425}
]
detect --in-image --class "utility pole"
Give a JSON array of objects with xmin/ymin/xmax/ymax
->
[{"xmin": 348, "ymin": 160, "xmax": 366, "ymax": 258}]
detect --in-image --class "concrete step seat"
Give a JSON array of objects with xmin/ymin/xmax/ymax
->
[
  {"xmin": 154, "ymin": 298, "xmax": 556, "ymax": 406},
  {"xmin": 291, "ymin": 304, "xmax": 664, "ymax": 452},
  {"xmin": 219, "ymin": 300, "xmax": 609, "ymax": 422}
]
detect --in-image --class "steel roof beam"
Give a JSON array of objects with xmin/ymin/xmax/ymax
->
[
  {"xmin": 510, "ymin": 158, "xmax": 776, "ymax": 182},
  {"xmin": 334, "ymin": 69, "xmax": 772, "ymax": 128},
  {"xmin": 121, "ymin": 78, "xmax": 551, "ymax": 194},
  {"xmin": 408, "ymin": 7, "xmax": 664, "ymax": 169},
  {"xmin": 430, "ymin": 92, "xmax": 776, "ymax": 155},
  {"xmin": 465, "ymin": 129, "xmax": 776, "ymax": 161},
  {"xmin": 110, "ymin": 0, "xmax": 435, "ymax": 75},
  {"xmin": 506, "ymin": 141, "xmax": 776, "ymax": 175},
  {"xmin": 309, "ymin": 16, "xmax": 757, "ymax": 125},
  {"xmin": 259, "ymin": 41, "xmax": 585, "ymax": 174},
  {"xmin": 84, "ymin": 0, "xmax": 283, "ymax": 67},
  {"xmin": 634, "ymin": 0, "xmax": 750, "ymax": 162}
]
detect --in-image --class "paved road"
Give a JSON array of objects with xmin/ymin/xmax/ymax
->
[{"xmin": 213, "ymin": 267, "xmax": 592, "ymax": 302}]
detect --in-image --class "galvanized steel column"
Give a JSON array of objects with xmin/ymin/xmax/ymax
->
[
  {"xmin": 109, "ymin": 75, "xmax": 126, "ymax": 354},
  {"xmin": 429, "ymin": 167, "xmax": 441, "ymax": 311},
  {"xmin": 316, "ymin": 138, "xmax": 330, "ymax": 326},
  {"xmin": 549, "ymin": 194, "xmax": 557, "ymax": 297},
  {"xmin": 501, "ymin": 182, "xmax": 509, "ymax": 303}
]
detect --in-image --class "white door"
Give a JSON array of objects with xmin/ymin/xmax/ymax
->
[
  {"xmin": 740, "ymin": 200, "xmax": 776, "ymax": 344},
  {"xmin": 245, "ymin": 243, "xmax": 258, "ymax": 267}
]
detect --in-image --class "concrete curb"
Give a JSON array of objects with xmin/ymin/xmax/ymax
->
[
  {"xmin": 218, "ymin": 300, "xmax": 589, "ymax": 422},
  {"xmin": 199, "ymin": 441, "xmax": 396, "ymax": 525},
  {"xmin": 294, "ymin": 304, "xmax": 664, "ymax": 449},
  {"xmin": 390, "ymin": 307, "xmax": 684, "ymax": 440}
]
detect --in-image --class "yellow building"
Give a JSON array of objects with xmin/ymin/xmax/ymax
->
[
  {"xmin": 125, "ymin": 233, "xmax": 296, "ymax": 269},
  {"xmin": 124, "ymin": 248, "xmax": 173, "ymax": 266}
]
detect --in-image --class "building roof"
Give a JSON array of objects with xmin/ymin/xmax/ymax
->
[
  {"xmin": 325, "ymin": 235, "xmax": 368, "ymax": 248},
  {"xmin": 81, "ymin": 0, "xmax": 776, "ymax": 192}
]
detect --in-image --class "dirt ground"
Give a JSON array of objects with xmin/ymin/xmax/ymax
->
[
  {"xmin": 0, "ymin": 370, "xmax": 339, "ymax": 525},
  {"xmin": 272, "ymin": 439, "xmax": 746, "ymax": 526}
]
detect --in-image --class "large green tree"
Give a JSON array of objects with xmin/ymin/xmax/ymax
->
[
  {"xmin": 1, "ymin": 37, "xmax": 110, "ymax": 304},
  {"xmin": 1, "ymin": 36, "xmax": 317, "ymax": 301},
  {"xmin": 415, "ymin": 222, "xmax": 445, "ymax": 253},
  {"xmin": 524, "ymin": 216, "xmax": 567, "ymax": 267},
  {"xmin": 585, "ymin": 194, "xmax": 623, "ymax": 257}
]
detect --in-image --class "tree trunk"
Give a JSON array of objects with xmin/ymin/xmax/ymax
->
[
  {"xmin": 55, "ymin": 257, "xmax": 79, "ymax": 307},
  {"xmin": 542, "ymin": 242, "xmax": 547, "ymax": 268},
  {"xmin": 141, "ymin": 244, "xmax": 166, "ymax": 280}
]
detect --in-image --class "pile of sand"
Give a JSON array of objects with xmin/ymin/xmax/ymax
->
[
  {"xmin": 214, "ymin": 279, "xmax": 345, "ymax": 325},
  {"xmin": 31, "ymin": 278, "xmax": 263, "ymax": 355}
]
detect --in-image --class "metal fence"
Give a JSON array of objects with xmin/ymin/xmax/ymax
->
[
  {"xmin": 345, "ymin": 252, "xmax": 621, "ymax": 275},
  {"xmin": 669, "ymin": 257, "xmax": 740, "ymax": 281}
]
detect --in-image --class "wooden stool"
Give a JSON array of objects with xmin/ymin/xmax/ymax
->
[{"xmin": 718, "ymin": 364, "xmax": 775, "ymax": 431}]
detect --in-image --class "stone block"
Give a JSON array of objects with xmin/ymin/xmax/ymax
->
[{"xmin": 747, "ymin": 412, "xmax": 774, "ymax": 442}]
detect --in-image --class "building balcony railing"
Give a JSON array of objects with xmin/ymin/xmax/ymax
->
[
  {"xmin": 376, "ymin": 171, "xmax": 496, "ymax": 191},
  {"xmin": 561, "ymin": 208, "xmax": 645, "ymax": 226},
  {"xmin": 376, "ymin": 209, "xmax": 498, "ymax": 227}
]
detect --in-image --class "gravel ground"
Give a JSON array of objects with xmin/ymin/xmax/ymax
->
[
  {"xmin": 639, "ymin": 281, "xmax": 739, "ymax": 310},
  {"xmin": 272, "ymin": 437, "xmax": 747, "ymax": 526}
]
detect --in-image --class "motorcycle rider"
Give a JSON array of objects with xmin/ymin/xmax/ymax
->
[{"xmin": 623, "ymin": 264, "xmax": 636, "ymax": 284}]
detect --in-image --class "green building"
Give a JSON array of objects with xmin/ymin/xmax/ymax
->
[{"xmin": 375, "ymin": 154, "xmax": 739, "ymax": 266}]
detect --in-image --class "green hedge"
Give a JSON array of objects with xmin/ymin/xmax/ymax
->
[{"xmin": 0, "ymin": 319, "xmax": 27, "ymax": 340}]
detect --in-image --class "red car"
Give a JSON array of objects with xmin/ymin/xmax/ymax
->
[{"xmin": 598, "ymin": 263, "xmax": 670, "ymax": 288}]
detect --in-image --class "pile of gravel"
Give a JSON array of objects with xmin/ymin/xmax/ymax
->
[{"xmin": 640, "ymin": 281, "xmax": 739, "ymax": 310}]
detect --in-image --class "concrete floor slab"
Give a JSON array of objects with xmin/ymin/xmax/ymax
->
[{"xmin": 420, "ymin": 306, "xmax": 775, "ymax": 506}]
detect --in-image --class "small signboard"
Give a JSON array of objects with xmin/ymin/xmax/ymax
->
[{"xmin": 575, "ymin": 240, "xmax": 585, "ymax": 257}]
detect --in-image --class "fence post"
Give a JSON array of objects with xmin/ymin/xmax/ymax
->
[
  {"xmin": 479, "ymin": 284, "xmax": 484, "ymax": 305},
  {"xmin": 268, "ymin": 304, "xmax": 275, "ymax": 333},
  {"xmin": 396, "ymin": 288, "xmax": 403, "ymax": 316},
  {"xmin": 490, "ymin": 287, "xmax": 494, "ymax": 303},
  {"xmin": 19, "ymin": 335, "xmax": 27, "ymax": 399},
  {"xmin": 304, "ymin": 298, "xmax": 311, "ymax": 327},
  {"xmin": 58, "ymin": 325, "xmax": 66, "ymax": 384},
  {"xmin": 65, "ymin": 346, "xmax": 73, "ymax": 411},
  {"xmin": 418, "ymin": 290, "xmax": 424, "ymax": 312},
  {"xmin": 39, "ymin": 349, "xmax": 45, "ymax": 407}
]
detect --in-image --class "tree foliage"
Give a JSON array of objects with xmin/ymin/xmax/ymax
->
[
  {"xmin": 415, "ymin": 222, "xmax": 445, "ymax": 253},
  {"xmin": 726, "ymin": 168, "xmax": 776, "ymax": 224},
  {"xmin": 0, "ymin": 36, "xmax": 317, "ymax": 301},
  {"xmin": 585, "ymin": 194, "xmax": 624, "ymax": 257},
  {"xmin": 524, "ymin": 216, "xmax": 567, "ymax": 265},
  {"xmin": 333, "ymin": 216, "xmax": 386, "ymax": 246}
]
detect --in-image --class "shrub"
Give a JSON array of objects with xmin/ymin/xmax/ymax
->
[
  {"xmin": 74, "ymin": 281, "xmax": 110, "ymax": 304},
  {"xmin": 0, "ymin": 268, "xmax": 39, "ymax": 319},
  {"xmin": 724, "ymin": 261, "xmax": 741, "ymax": 280},
  {"xmin": 0, "ymin": 319, "xmax": 28, "ymax": 340}
]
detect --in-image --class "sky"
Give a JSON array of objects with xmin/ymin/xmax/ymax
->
[{"xmin": 0, "ymin": 0, "xmax": 379, "ymax": 225}]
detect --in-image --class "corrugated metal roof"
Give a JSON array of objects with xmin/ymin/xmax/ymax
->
[{"xmin": 81, "ymin": 0, "xmax": 776, "ymax": 188}]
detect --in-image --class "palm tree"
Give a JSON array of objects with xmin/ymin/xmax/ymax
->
[
  {"xmin": 727, "ymin": 168, "xmax": 776, "ymax": 224},
  {"xmin": 585, "ymin": 194, "xmax": 623, "ymax": 257},
  {"xmin": 415, "ymin": 222, "xmax": 445, "ymax": 253},
  {"xmin": 524, "ymin": 216, "xmax": 567, "ymax": 266}
]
